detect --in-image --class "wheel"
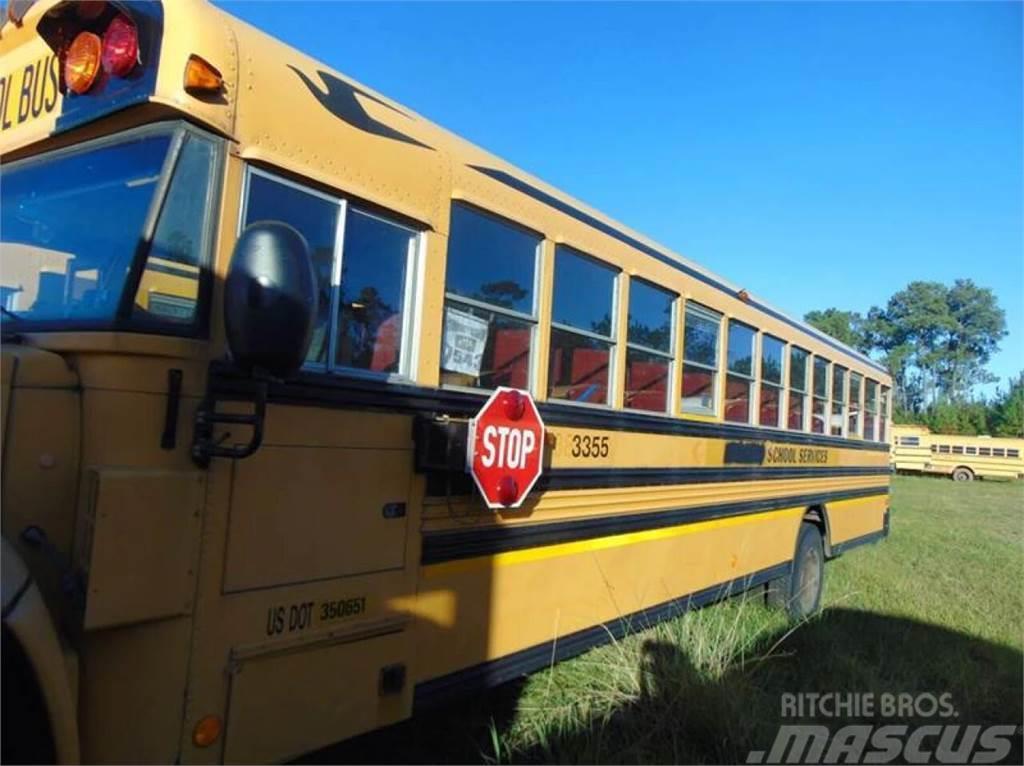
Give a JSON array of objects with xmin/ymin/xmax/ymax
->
[
  {"xmin": 952, "ymin": 467, "xmax": 974, "ymax": 482},
  {"xmin": 766, "ymin": 522, "xmax": 825, "ymax": 621}
]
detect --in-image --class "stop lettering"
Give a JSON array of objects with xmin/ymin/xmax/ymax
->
[{"xmin": 467, "ymin": 387, "xmax": 546, "ymax": 509}]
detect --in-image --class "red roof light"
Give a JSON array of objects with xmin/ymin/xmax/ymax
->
[{"xmin": 101, "ymin": 14, "xmax": 139, "ymax": 77}]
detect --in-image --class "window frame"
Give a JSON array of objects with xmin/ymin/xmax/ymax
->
[
  {"xmin": 680, "ymin": 302, "xmax": 722, "ymax": 417},
  {"xmin": 830, "ymin": 364, "xmax": 848, "ymax": 437},
  {"xmin": 440, "ymin": 201, "xmax": 543, "ymax": 395},
  {"xmin": 547, "ymin": 243, "xmax": 621, "ymax": 409},
  {"xmin": 758, "ymin": 333, "xmax": 786, "ymax": 429},
  {"xmin": 847, "ymin": 371, "xmax": 864, "ymax": 438},
  {"xmin": 787, "ymin": 345, "xmax": 810, "ymax": 431},
  {"xmin": 239, "ymin": 165, "xmax": 423, "ymax": 383},
  {"xmin": 624, "ymin": 276, "xmax": 677, "ymax": 415},
  {"xmin": 811, "ymin": 356, "xmax": 830, "ymax": 435}
]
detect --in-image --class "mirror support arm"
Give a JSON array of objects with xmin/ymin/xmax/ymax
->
[{"xmin": 191, "ymin": 375, "xmax": 268, "ymax": 468}]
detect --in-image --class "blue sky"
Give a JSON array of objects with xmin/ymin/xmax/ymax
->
[{"xmin": 219, "ymin": 1, "xmax": 1022, "ymax": 396}]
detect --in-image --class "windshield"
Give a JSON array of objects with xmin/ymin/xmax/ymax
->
[{"xmin": 1, "ymin": 125, "xmax": 218, "ymax": 331}]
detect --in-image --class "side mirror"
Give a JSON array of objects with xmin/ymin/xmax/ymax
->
[{"xmin": 224, "ymin": 222, "xmax": 317, "ymax": 378}]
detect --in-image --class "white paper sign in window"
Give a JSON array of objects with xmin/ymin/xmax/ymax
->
[{"xmin": 442, "ymin": 306, "xmax": 489, "ymax": 376}]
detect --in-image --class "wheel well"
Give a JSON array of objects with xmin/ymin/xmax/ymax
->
[
  {"xmin": 803, "ymin": 505, "xmax": 832, "ymax": 558},
  {"xmin": 2, "ymin": 626, "xmax": 57, "ymax": 764},
  {"xmin": 953, "ymin": 465, "xmax": 975, "ymax": 477}
]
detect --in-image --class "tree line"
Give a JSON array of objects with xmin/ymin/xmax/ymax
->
[{"xmin": 805, "ymin": 279, "xmax": 1022, "ymax": 437}]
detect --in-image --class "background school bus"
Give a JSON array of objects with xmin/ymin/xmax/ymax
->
[{"xmin": 891, "ymin": 425, "xmax": 1024, "ymax": 482}]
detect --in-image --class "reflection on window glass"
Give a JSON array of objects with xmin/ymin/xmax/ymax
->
[
  {"xmin": 552, "ymin": 246, "xmax": 617, "ymax": 335},
  {"xmin": 626, "ymin": 279, "xmax": 674, "ymax": 413},
  {"xmin": 335, "ymin": 209, "xmax": 415, "ymax": 374},
  {"xmin": 761, "ymin": 336, "xmax": 784, "ymax": 384},
  {"xmin": 682, "ymin": 304, "xmax": 720, "ymax": 414},
  {"xmin": 133, "ymin": 134, "xmax": 216, "ymax": 325},
  {"xmin": 441, "ymin": 204, "xmax": 540, "ymax": 390},
  {"xmin": 1, "ymin": 132, "xmax": 171, "ymax": 324},
  {"xmin": 445, "ymin": 203, "xmax": 536, "ymax": 315},
  {"xmin": 727, "ymin": 321, "xmax": 755, "ymax": 376},
  {"xmin": 549, "ymin": 247, "xmax": 617, "ymax": 404},
  {"xmin": 758, "ymin": 335, "xmax": 784, "ymax": 427},
  {"xmin": 864, "ymin": 380, "xmax": 878, "ymax": 441},
  {"xmin": 848, "ymin": 372, "xmax": 862, "ymax": 437},
  {"xmin": 725, "ymin": 320, "xmax": 755, "ymax": 423},
  {"xmin": 628, "ymin": 279, "xmax": 673, "ymax": 353},
  {"xmin": 549, "ymin": 328, "xmax": 612, "ymax": 405},
  {"xmin": 813, "ymin": 357, "xmax": 829, "ymax": 398},
  {"xmin": 789, "ymin": 347, "xmax": 809, "ymax": 430},
  {"xmin": 244, "ymin": 173, "xmax": 339, "ymax": 365},
  {"xmin": 812, "ymin": 397, "xmax": 827, "ymax": 434},
  {"xmin": 830, "ymin": 366, "xmax": 846, "ymax": 437},
  {"xmin": 626, "ymin": 347, "xmax": 670, "ymax": 412},
  {"xmin": 879, "ymin": 386, "xmax": 890, "ymax": 442}
]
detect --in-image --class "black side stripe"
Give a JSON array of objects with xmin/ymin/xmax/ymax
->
[
  {"xmin": 413, "ymin": 560, "xmax": 791, "ymax": 709},
  {"xmin": 537, "ymin": 465, "xmax": 890, "ymax": 491},
  {"xmin": 467, "ymin": 165, "xmax": 886, "ymax": 375},
  {"xmin": 208, "ymin": 363, "xmax": 891, "ymax": 453},
  {"xmin": 421, "ymin": 486, "xmax": 888, "ymax": 566},
  {"xmin": 831, "ymin": 528, "xmax": 888, "ymax": 556}
]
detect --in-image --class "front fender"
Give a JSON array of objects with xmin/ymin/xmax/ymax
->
[{"xmin": 2, "ymin": 538, "xmax": 80, "ymax": 764}]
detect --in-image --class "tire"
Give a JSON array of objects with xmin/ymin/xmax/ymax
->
[
  {"xmin": 766, "ymin": 522, "xmax": 825, "ymax": 621},
  {"xmin": 952, "ymin": 467, "xmax": 974, "ymax": 482}
]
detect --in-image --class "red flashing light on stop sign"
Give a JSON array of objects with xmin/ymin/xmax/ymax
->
[{"xmin": 468, "ymin": 387, "xmax": 546, "ymax": 509}]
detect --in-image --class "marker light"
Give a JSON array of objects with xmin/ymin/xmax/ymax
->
[
  {"xmin": 184, "ymin": 54, "xmax": 223, "ymax": 94},
  {"xmin": 192, "ymin": 715, "xmax": 223, "ymax": 748},
  {"xmin": 496, "ymin": 475, "xmax": 518, "ymax": 506},
  {"xmin": 101, "ymin": 14, "xmax": 139, "ymax": 77},
  {"xmin": 502, "ymin": 390, "xmax": 525, "ymax": 421},
  {"xmin": 64, "ymin": 31, "xmax": 102, "ymax": 94}
]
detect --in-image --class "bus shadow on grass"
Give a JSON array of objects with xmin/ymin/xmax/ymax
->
[{"xmin": 298, "ymin": 607, "xmax": 1023, "ymax": 765}]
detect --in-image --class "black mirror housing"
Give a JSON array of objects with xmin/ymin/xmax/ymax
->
[{"xmin": 225, "ymin": 222, "xmax": 317, "ymax": 378}]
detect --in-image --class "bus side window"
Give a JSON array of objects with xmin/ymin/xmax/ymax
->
[
  {"xmin": 440, "ymin": 203, "xmax": 540, "ymax": 391},
  {"xmin": 681, "ymin": 303, "xmax": 721, "ymax": 415},
  {"xmin": 864, "ymin": 379, "xmax": 879, "ymax": 440},
  {"xmin": 334, "ymin": 208, "xmax": 419, "ymax": 375},
  {"xmin": 830, "ymin": 365, "xmax": 847, "ymax": 437},
  {"xmin": 993, "ymin": 448, "xmax": 1006, "ymax": 458},
  {"xmin": 624, "ymin": 278, "xmax": 675, "ymax": 413},
  {"xmin": 979, "ymin": 447, "xmax": 991, "ymax": 456},
  {"xmin": 132, "ymin": 133, "xmax": 218, "ymax": 327},
  {"xmin": 758, "ymin": 334, "xmax": 785, "ymax": 428},
  {"xmin": 1008, "ymin": 449, "xmax": 1020, "ymax": 458},
  {"xmin": 811, "ymin": 357, "xmax": 829, "ymax": 434},
  {"xmin": 848, "ymin": 372, "xmax": 863, "ymax": 437},
  {"xmin": 242, "ymin": 171, "xmax": 340, "ymax": 367},
  {"xmin": 724, "ymin": 320, "xmax": 755, "ymax": 424},
  {"xmin": 548, "ymin": 246, "xmax": 619, "ymax": 406},
  {"xmin": 788, "ymin": 347, "xmax": 809, "ymax": 431}
]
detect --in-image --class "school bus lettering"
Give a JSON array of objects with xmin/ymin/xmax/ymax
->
[
  {"xmin": 1, "ymin": 55, "xmax": 60, "ymax": 131},
  {"xmin": 764, "ymin": 446, "xmax": 829, "ymax": 465},
  {"xmin": 571, "ymin": 433, "xmax": 611, "ymax": 459},
  {"xmin": 319, "ymin": 597, "xmax": 366, "ymax": 622},
  {"xmin": 265, "ymin": 601, "xmax": 315, "ymax": 636}
]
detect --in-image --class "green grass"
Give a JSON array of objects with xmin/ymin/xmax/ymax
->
[{"xmin": 307, "ymin": 476, "xmax": 1024, "ymax": 764}]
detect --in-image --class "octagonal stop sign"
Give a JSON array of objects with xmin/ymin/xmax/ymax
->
[{"xmin": 467, "ymin": 387, "xmax": 546, "ymax": 509}]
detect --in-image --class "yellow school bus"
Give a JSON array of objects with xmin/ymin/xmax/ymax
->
[
  {"xmin": 1, "ymin": 1, "xmax": 892, "ymax": 762},
  {"xmin": 891, "ymin": 425, "xmax": 1024, "ymax": 482}
]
